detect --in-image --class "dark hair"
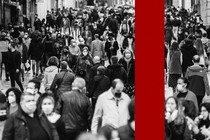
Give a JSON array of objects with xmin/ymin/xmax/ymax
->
[
  {"xmin": 29, "ymin": 79, "xmax": 41, "ymax": 91},
  {"xmin": 111, "ymin": 79, "xmax": 123, "ymax": 89},
  {"xmin": 47, "ymin": 56, "xmax": 59, "ymax": 67},
  {"xmin": 192, "ymin": 55, "xmax": 200, "ymax": 63},
  {"xmin": 97, "ymin": 66, "xmax": 106, "ymax": 75},
  {"xmin": 38, "ymin": 92, "xmax": 55, "ymax": 113},
  {"xmin": 98, "ymin": 125, "xmax": 116, "ymax": 140},
  {"xmin": 181, "ymin": 99, "xmax": 197, "ymax": 120},
  {"xmin": 60, "ymin": 61, "xmax": 68, "ymax": 70},
  {"xmin": 111, "ymin": 56, "xmax": 118, "ymax": 64},
  {"xmin": 178, "ymin": 77, "xmax": 189, "ymax": 88},
  {"xmin": 200, "ymin": 103, "xmax": 210, "ymax": 112},
  {"xmin": 5, "ymin": 87, "xmax": 22, "ymax": 104}
]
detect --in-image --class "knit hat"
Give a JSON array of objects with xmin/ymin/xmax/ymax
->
[{"xmin": 82, "ymin": 47, "xmax": 89, "ymax": 51}]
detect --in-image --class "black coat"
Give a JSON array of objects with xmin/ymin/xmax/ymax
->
[
  {"xmin": 6, "ymin": 50, "xmax": 21, "ymax": 71},
  {"xmin": 2, "ymin": 109, "xmax": 59, "ymax": 140},
  {"xmin": 28, "ymin": 40, "xmax": 44, "ymax": 61},
  {"xmin": 118, "ymin": 58, "xmax": 135, "ymax": 84},
  {"xmin": 88, "ymin": 75, "xmax": 110, "ymax": 98},
  {"xmin": 105, "ymin": 40, "xmax": 119, "ymax": 58},
  {"xmin": 107, "ymin": 63, "xmax": 128, "ymax": 83}
]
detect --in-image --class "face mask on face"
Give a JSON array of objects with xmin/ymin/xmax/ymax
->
[
  {"xmin": 8, "ymin": 96, "xmax": 16, "ymax": 104},
  {"xmin": 42, "ymin": 104, "xmax": 54, "ymax": 115},
  {"xmin": 24, "ymin": 35, "xmax": 28, "ymax": 39},
  {"xmin": 83, "ymin": 52, "xmax": 88, "ymax": 56},
  {"xmin": 115, "ymin": 92, "xmax": 122, "ymax": 98},
  {"xmin": 125, "ymin": 53, "xmax": 132, "ymax": 59},
  {"xmin": 177, "ymin": 84, "xmax": 184, "ymax": 92}
]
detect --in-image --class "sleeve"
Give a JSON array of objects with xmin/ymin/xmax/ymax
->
[
  {"xmin": 203, "ymin": 71, "xmax": 210, "ymax": 96},
  {"xmin": 168, "ymin": 121, "xmax": 185, "ymax": 139},
  {"xmin": 91, "ymin": 96, "xmax": 103, "ymax": 134},
  {"xmin": 50, "ymin": 74, "xmax": 58, "ymax": 91},
  {"xmin": 43, "ymin": 72, "xmax": 48, "ymax": 88},
  {"xmin": 2, "ymin": 115, "xmax": 14, "ymax": 140},
  {"xmin": 86, "ymin": 97, "xmax": 93, "ymax": 130},
  {"xmin": 56, "ymin": 118, "xmax": 67, "ymax": 140}
]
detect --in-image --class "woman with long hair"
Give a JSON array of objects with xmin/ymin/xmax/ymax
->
[
  {"xmin": 167, "ymin": 41, "xmax": 183, "ymax": 91},
  {"xmin": 165, "ymin": 96, "xmax": 186, "ymax": 140},
  {"xmin": 194, "ymin": 38, "xmax": 208, "ymax": 67}
]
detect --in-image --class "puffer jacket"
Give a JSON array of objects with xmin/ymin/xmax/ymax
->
[
  {"xmin": 50, "ymin": 69, "xmax": 75, "ymax": 98},
  {"xmin": 2, "ymin": 109, "xmax": 59, "ymax": 140},
  {"xmin": 44, "ymin": 66, "xmax": 59, "ymax": 89},
  {"xmin": 55, "ymin": 89, "xmax": 93, "ymax": 131}
]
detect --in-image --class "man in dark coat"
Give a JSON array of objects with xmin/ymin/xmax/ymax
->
[
  {"xmin": 6, "ymin": 41, "xmax": 24, "ymax": 91},
  {"xmin": 105, "ymin": 33, "xmax": 119, "ymax": 64},
  {"xmin": 55, "ymin": 77, "xmax": 92, "ymax": 140},
  {"xmin": 2, "ymin": 92, "xmax": 59, "ymax": 140}
]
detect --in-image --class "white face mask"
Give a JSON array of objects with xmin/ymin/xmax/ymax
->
[
  {"xmin": 83, "ymin": 52, "xmax": 88, "ymax": 56},
  {"xmin": 42, "ymin": 104, "xmax": 54, "ymax": 115},
  {"xmin": 125, "ymin": 53, "xmax": 132, "ymax": 59},
  {"xmin": 177, "ymin": 84, "xmax": 184, "ymax": 91},
  {"xmin": 8, "ymin": 96, "xmax": 16, "ymax": 104}
]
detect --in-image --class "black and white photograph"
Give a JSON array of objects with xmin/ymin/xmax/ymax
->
[
  {"xmin": 0, "ymin": 0, "xmax": 135, "ymax": 140},
  {"xmin": 164, "ymin": 0, "xmax": 210, "ymax": 140}
]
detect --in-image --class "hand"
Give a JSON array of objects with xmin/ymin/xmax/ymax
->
[
  {"xmin": 194, "ymin": 117, "xmax": 201, "ymax": 126},
  {"xmin": 201, "ymin": 127, "xmax": 210, "ymax": 137},
  {"xmin": 16, "ymin": 69, "xmax": 19, "ymax": 73}
]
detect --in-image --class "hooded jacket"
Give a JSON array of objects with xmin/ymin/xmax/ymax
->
[
  {"xmin": 185, "ymin": 65, "xmax": 210, "ymax": 96},
  {"xmin": 44, "ymin": 66, "xmax": 59, "ymax": 89}
]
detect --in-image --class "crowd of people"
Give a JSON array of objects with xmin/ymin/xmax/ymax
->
[
  {"xmin": 164, "ymin": 6, "xmax": 210, "ymax": 140},
  {"xmin": 0, "ymin": 5, "xmax": 135, "ymax": 140}
]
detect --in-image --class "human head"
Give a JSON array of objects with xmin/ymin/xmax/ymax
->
[
  {"xmin": 192, "ymin": 55, "xmax": 200, "ymax": 64},
  {"xmin": 71, "ymin": 39, "xmax": 76, "ymax": 47},
  {"xmin": 98, "ymin": 125, "xmax": 115, "ymax": 140},
  {"xmin": 200, "ymin": 103, "xmax": 210, "ymax": 120},
  {"xmin": 82, "ymin": 47, "xmax": 89, "ymax": 56},
  {"xmin": 40, "ymin": 93, "xmax": 55, "ymax": 115},
  {"xmin": 181, "ymin": 99, "xmax": 197, "ymax": 120},
  {"xmin": 8, "ymin": 40, "xmax": 16, "ymax": 50},
  {"xmin": 24, "ymin": 31, "xmax": 29, "ymax": 39},
  {"xmin": 111, "ymin": 79, "xmax": 124, "ymax": 99},
  {"xmin": 47, "ymin": 56, "xmax": 59, "ymax": 67},
  {"xmin": 20, "ymin": 92, "xmax": 37, "ymax": 115},
  {"xmin": 60, "ymin": 61, "xmax": 68, "ymax": 70},
  {"xmin": 72, "ymin": 77, "xmax": 86, "ymax": 93},
  {"xmin": 5, "ymin": 87, "xmax": 22, "ymax": 105},
  {"xmin": 93, "ymin": 56, "xmax": 101, "ymax": 64},
  {"xmin": 26, "ymin": 79, "xmax": 41, "ymax": 94},
  {"xmin": 123, "ymin": 49, "xmax": 133, "ymax": 59},
  {"xmin": 94, "ymin": 34, "xmax": 99, "ymax": 39},
  {"xmin": 165, "ymin": 96, "xmax": 178, "ymax": 113},
  {"xmin": 97, "ymin": 66, "xmax": 106, "ymax": 75},
  {"xmin": 110, "ymin": 56, "xmax": 118, "ymax": 64},
  {"xmin": 177, "ymin": 77, "xmax": 189, "ymax": 92},
  {"xmin": 170, "ymin": 41, "xmax": 179, "ymax": 51}
]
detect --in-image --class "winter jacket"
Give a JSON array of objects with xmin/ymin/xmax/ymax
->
[
  {"xmin": 28, "ymin": 40, "xmax": 44, "ymax": 61},
  {"xmin": 6, "ymin": 50, "xmax": 21, "ymax": 72},
  {"xmin": 90, "ymin": 39, "xmax": 105, "ymax": 58},
  {"xmin": 180, "ymin": 40, "xmax": 197, "ymax": 73},
  {"xmin": 105, "ymin": 40, "xmax": 119, "ymax": 58},
  {"xmin": 118, "ymin": 123, "xmax": 134, "ymax": 140},
  {"xmin": 2, "ymin": 109, "xmax": 59, "ymax": 140},
  {"xmin": 16, "ymin": 43, "xmax": 28, "ymax": 63},
  {"xmin": 88, "ymin": 75, "xmax": 110, "ymax": 98},
  {"xmin": 50, "ymin": 70, "xmax": 75, "ymax": 98},
  {"xmin": 118, "ymin": 58, "xmax": 135, "ymax": 84},
  {"xmin": 55, "ymin": 89, "xmax": 93, "ymax": 131},
  {"xmin": 174, "ymin": 90, "xmax": 199, "ymax": 114},
  {"xmin": 44, "ymin": 66, "xmax": 59, "ymax": 89},
  {"xmin": 107, "ymin": 64, "xmax": 128, "ymax": 83},
  {"xmin": 185, "ymin": 65, "xmax": 210, "ymax": 96}
]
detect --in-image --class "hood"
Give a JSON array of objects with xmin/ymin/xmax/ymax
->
[
  {"xmin": 94, "ymin": 75, "xmax": 104, "ymax": 82},
  {"xmin": 187, "ymin": 65, "xmax": 205, "ymax": 72},
  {"xmin": 107, "ymin": 64, "xmax": 123, "ymax": 69},
  {"xmin": 45, "ymin": 66, "xmax": 58, "ymax": 73}
]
